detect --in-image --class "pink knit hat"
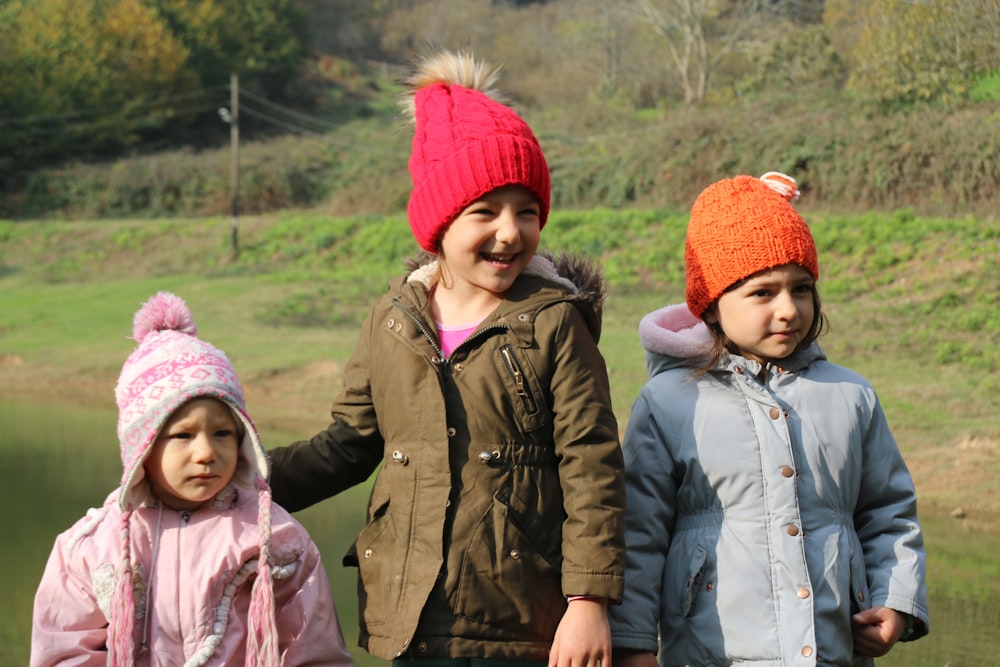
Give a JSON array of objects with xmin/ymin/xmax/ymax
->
[
  {"xmin": 115, "ymin": 292, "xmax": 268, "ymax": 507},
  {"xmin": 109, "ymin": 292, "xmax": 279, "ymax": 666},
  {"xmin": 405, "ymin": 50, "xmax": 551, "ymax": 252},
  {"xmin": 685, "ymin": 172, "xmax": 819, "ymax": 318}
]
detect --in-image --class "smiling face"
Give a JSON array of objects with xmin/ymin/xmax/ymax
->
[
  {"xmin": 143, "ymin": 397, "xmax": 241, "ymax": 511},
  {"xmin": 436, "ymin": 184, "xmax": 542, "ymax": 301},
  {"xmin": 705, "ymin": 263, "xmax": 817, "ymax": 365}
]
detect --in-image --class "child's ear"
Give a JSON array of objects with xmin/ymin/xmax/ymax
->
[{"xmin": 703, "ymin": 303, "xmax": 719, "ymax": 325}]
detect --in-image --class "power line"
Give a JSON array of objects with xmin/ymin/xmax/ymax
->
[
  {"xmin": 1, "ymin": 102, "xmax": 221, "ymax": 141},
  {"xmin": 238, "ymin": 87, "xmax": 341, "ymax": 132},
  {"xmin": 0, "ymin": 86, "xmax": 227, "ymax": 128}
]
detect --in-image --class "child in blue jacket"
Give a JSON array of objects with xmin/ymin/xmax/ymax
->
[{"xmin": 609, "ymin": 172, "xmax": 928, "ymax": 666}]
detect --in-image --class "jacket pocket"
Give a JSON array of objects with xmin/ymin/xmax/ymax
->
[
  {"xmin": 348, "ymin": 491, "xmax": 398, "ymax": 630},
  {"xmin": 674, "ymin": 544, "xmax": 708, "ymax": 618},
  {"xmin": 452, "ymin": 491, "xmax": 564, "ymax": 637},
  {"xmin": 497, "ymin": 344, "xmax": 550, "ymax": 434},
  {"xmin": 848, "ymin": 548, "xmax": 872, "ymax": 615}
]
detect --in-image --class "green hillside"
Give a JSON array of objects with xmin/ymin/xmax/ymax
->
[{"xmin": 1, "ymin": 208, "xmax": 997, "ymax": 532}]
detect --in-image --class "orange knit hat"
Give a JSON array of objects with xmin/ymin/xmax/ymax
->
[{"xmin": 685, "ymin": 172, "xmax": 819, "ymax": 318}]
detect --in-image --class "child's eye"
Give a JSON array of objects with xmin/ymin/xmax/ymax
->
[
  {"xmin": 794, "ymin": 283, "xmax": 814, "ymax": 294},
  {"xmin": 215, "ymin": 429, "xmax": 236, "ymax": 438},
  {"xmin": 167, "ymin": 431, "xmax": 192, "ymax": 440}
]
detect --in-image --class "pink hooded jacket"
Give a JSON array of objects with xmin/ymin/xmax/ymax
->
[
  {"xmin": 31, "ymin": 484, "xmax": 352, "ymax": 666},
  {"xmin": 31, "ymin": 292, "xmax": 352, "ymax": 667}
]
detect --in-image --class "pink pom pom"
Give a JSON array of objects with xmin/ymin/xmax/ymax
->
[
  {"xmin": 759, "ymin": 171, "xmax": 800, "ymax": 203},
  {"xmin": 131, "ymin": 292, "xmax": 197, "ymax": 343}
]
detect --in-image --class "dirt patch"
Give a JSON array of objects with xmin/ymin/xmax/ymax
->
[{"xmin": 903, "ymin": 432, "xmax": 1000, "ymax": 534}]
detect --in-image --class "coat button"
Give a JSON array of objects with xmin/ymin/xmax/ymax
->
[
  {"xmin": 858, "ymin": 590, "xmax": 865, "ymax": 602},
  {"xmin": 386, "ymin": 318, "xmax": 395, "ymax": 328},
  {"xmin": 769, "ymin": 407, "xmax": 780, "ymax": 419},
  {"xmin": 797, "ymin": 587, "xmax": 810, "ymax": 599},
  {"xmin": 510, "ymin": 550, "xmax": 520, "ymax": 560},
  {"xmin": 447, "ymin": 427, "xmax": 456, "ymax": 437},
  {"xmin": 364, "ymin": 548, "xmax": 373, "ymax": 558},
  {"xmin": 417, "ymin": 642, "xmax": 428, "ymax": 653},
  {"xmin": 780, "ymin": 465, "xmax": 794, "ymax": 478},
  {"xmin": 801, "ymin": 646, "xmax": 814, "ymax": 657},
  {"xmin": 392, "ymin": 450, "xmax": 409, "ymax": 466},
  {"xmin": 786, "ymin": 525, "xmax": 800, "ymax": 536},
  {"xmin": 478, "ymin": 451, "xmax": 492, "ymax": 464}
]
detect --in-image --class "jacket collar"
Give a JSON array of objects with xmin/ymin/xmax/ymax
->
[{"xmin": 399, "ymin": 252, "xmax": 606, "ymax": 344}]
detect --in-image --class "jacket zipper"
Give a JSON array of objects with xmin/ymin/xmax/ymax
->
[
  {"xmin": 391, "ymin": 298, "xmax": 508, "ymax": 362},
  {"xmin": 392, "ymin": 298, "xmax": 446, "ymax": 362},
  {"xmin": 499, "ymin": 344, "xmax": 539, "ymax": 415},
  {"xmin": 177, "ymin": 510, "xmax": 189, "ymax": 641}
]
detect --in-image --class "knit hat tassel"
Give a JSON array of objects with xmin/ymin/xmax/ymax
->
[{"xmin": 244, "ymin": 477, "xmax": 279, "ymax": 667}]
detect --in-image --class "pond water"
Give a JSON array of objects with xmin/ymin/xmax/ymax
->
[{"xmin": 2, "ymin": 399, "xmax": 997, "ymax": 666}]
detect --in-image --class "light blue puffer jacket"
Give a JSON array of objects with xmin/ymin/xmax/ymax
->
[{"xmin": 609, "ymin": 304, "xmax": 928, "ymax": 667}]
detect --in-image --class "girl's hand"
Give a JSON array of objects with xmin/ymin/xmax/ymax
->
[
  {"xmin": 851, "ymin": 606, "xmax": 907, "ymax": 657},
  {"xmin": 549, "ymin": 598, "xmax": 611, "ymax": 667}
]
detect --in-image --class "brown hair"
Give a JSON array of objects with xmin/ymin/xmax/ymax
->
[{"xmin": 690, "ymin": 283, "xmax": 829, "ymax": 376}]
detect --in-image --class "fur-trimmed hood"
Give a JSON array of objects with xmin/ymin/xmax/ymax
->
[{"xmin": 404, "ymin": 249, "xmax": 608, "ymax": 341}]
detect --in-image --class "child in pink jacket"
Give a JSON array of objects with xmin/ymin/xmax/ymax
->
[{"xmin": 31, "ymin": 292, "xmax": 353, "ymax": 667}]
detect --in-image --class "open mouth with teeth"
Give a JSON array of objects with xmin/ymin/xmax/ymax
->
[{"xmin": 481, "ymin": 252, "xmax": 518, "ymax": 264}]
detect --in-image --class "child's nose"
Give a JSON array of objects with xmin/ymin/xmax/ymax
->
[
  {"xmin": 494, "ymin": 210, "xmax": 520, "ymax": 244},
  {"xmin": 775, "ymin": 292, "xmax": 798, "ymax": 320},
  {"xmin": 191, "ymin": 436, "xmax": 216, "ymax": 463}
]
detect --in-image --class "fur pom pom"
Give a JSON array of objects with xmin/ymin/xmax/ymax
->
[
  {"xmin": 759, "ymin": 171, "xmax": 800, "ymax": 203},
  {"xmin": 131, "ymin": 292, "xmax": 197, "ymax": 343},
  {"xmin": 401, "ymin": 49, "xmax": 507, "ymax": 123}
]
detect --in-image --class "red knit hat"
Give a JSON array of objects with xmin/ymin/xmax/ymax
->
[
  {"xmin": 405, "ymin": 51, "xmax": 550, "ymax": 252},
  {"xmin": 685, "ymin": 172, "xmax": 819, "ymax": 318}
]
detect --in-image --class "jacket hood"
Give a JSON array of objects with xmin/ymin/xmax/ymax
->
[
  {"xmin": 405, "ymin": 250, "xmax": 608, "ymax": 338},
  {"xmin": 638, "ymin": 302, "xmax": 828, "ymax": 379},
  {"xmin": 639, "ymin": 303, "xmax": 713, "ymax": 378}
]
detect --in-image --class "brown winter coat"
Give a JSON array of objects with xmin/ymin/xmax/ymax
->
[{"xmin": 268, "ymin": 253, "xmax": 625, "ymax": 660}]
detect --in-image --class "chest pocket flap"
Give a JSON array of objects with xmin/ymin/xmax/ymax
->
[{"xmin": 497, "ymin": 343, "xmax": 550, "ymax": 434}]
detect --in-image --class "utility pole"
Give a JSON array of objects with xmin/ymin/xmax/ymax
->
[{"xmin": 229, "ymin": 73, "xmax": 240, "ymax": 259}]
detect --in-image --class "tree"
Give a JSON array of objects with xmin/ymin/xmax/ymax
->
[
  {"xmin": 0, "ymin": 0, "xmax": 195, "ymax": 173},
  {"xmin": 847, "ymin": 0, "xmax": 1000, "ymax": 109},
  {"xmin": 150, "ymin": 0, "xmax": 309, "ymax": 95},
  {"xmin": 631, "ymin": 0, "xmax": 778, "ymax": 104}
]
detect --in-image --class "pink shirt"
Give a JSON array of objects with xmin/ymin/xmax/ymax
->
[{"xmin": 438, "ymin": 321, "xmax": 481, "ymax": 357}]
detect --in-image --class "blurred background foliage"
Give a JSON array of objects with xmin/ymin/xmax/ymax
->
[{"xmin": 1, "ymin": 0, "xmax": 998, "ymax": 220}]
